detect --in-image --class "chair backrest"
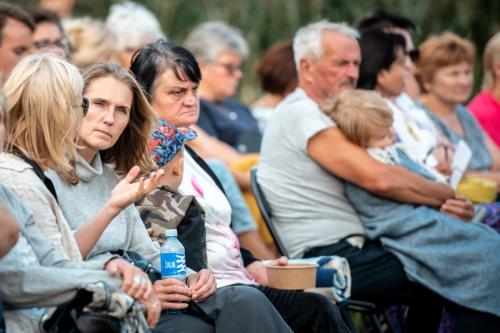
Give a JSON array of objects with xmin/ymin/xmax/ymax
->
[{"xmin": 250, "ymin": 167, "xmax": 290, "ymax": 257}]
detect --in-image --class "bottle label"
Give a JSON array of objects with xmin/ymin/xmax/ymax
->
[{"xmin": 160, "ymin": 252, "xmax": 187, "ymax": 278}]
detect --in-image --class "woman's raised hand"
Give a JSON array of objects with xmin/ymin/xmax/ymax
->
[{"xmin": 108, "ymin": 166, "xmax": 165, "ymax": 210}]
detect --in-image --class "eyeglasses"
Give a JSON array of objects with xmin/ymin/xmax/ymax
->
[
  {"xmin": 33, "ymin": 38, "xmax": 70, "ymax": 53},
  {"xmin": 212, "ymin": 62, "xmax": 243, "ymax": 75},
  {"xmin": 81, "ymin": 97, "xmax": 89, "ymax": 116}
]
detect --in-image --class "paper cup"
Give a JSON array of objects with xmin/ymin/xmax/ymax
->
[{"xmin": 266, "ymin": 263, "xmax": 317, "ymax": 290}]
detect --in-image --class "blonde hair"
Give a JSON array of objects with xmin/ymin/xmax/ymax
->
[
  {"xmin": 415, "ymin": 32, "xmax": 476, "ymax": 92},
  {"xmin": 481, "ymin": 32, "xmax": 500, "ymax": 91},
  {"xmin": 4, "ymin": 53, "xmax": 83, "ymax": 183},
  {"xmin": 0, "ymin": 91, "xmax": 5, "ymax": 153},
  {"xmin": 83, "ymin": 63, "xmax": 156, "ymax": 175},
  {"xmin": 0, "ymin": 91, "xmax": 5, "ymax": 115},
  {"xmin": 64, "ymin": 17, "xmax": 117, "ymax": 68},
  {"xmin": 321, "ymin": 90, "xmax": 393, "ymax": 148}
]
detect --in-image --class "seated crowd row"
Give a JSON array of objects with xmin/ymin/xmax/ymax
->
[{"xmin": 0, "ymin": 2, "xmax": 500, "ymax": 333}]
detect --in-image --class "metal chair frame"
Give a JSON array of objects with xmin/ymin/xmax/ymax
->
[{"xmin": 250, "ymin": 168, "xmax": 394, "ymax": 333}]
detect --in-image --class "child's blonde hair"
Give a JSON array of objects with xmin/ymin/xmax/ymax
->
[{"xmin": 321, "ymin": 90, "xmax": 393, "ymax": 148}]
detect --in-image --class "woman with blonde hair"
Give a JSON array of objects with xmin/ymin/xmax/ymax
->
[
  {"xmin": 1, "ymin": 54, "xmax": 161, "ymax": 260},
  {"xmin": 0, "ymin": 53, "xmax": 162, "ymax": 329},
  {"xmin": 1, "ymin": 52, "xmax": 89, "ymax": 259},
  {"xmin": 0, "ymin": 93, "xmax": 19, "ymax": 260},
  {"xmin": 469, "ymin": 32, "xmax": 500, "ymax": 147}
]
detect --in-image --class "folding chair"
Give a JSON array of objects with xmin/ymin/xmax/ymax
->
[{"xmin": 250, "ymin": 167, "xmax": 394, "ymax": 333}]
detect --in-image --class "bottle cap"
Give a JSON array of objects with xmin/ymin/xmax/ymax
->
[{"xmin": 165, "ymin": 229, "xmax": 178, "ymax": 237}]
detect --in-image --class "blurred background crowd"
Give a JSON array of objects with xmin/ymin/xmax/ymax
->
[{"xmin": 13, "ymin": 0, "xmax": 500, "ymax": 103}]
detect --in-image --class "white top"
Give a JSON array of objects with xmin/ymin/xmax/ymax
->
[
  {"xmin": 179, "ymin": 152, "xmax": 256, "ymax": 288},
  {"xmin": 251, "ymin": 106, "xmax": 275, "ymax": 131},
  {"xmin": 258, "ymin": 88, "xmax": 364, "ymax": 258},
  {"xmin": 367, "ymin": 144, "xmax": 447, "ymax": 183},
  {"xmin": 392, "ymin": 93, "xmax": 439, "ymax": 168}
]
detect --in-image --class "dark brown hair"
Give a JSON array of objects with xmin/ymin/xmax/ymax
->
[
  {"xmin": 29, "ymin": 8, "xmax": 63, "ymax": 34},
  {"xmin": 0, "ymin": 2, "xmax": 35, "ymax": 45},
  {"xmin": 257, "ymin": 40, "xmax": 297, "ymax": 96}
]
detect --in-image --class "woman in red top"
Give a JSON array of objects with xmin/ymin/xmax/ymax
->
[{"xmin": 468, "ymin": 32, "xmax": 500, "ymax": 147}]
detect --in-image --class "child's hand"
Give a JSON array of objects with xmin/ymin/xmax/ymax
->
[
  {"xmin": 436, "ymin": 161, "xmax": 452, "ymax": 176},
  {"xmin": 433, "ymin": 144, "xmax": 455, "ymax": 176}
]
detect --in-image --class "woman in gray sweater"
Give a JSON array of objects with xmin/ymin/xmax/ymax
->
[
  {"xmin": 0, "ymin": 54, "xmax": 161, "ymax": 330},
  {"xmin": 49, "ymin": 62, "xmax": 292, "ymax": 333}
]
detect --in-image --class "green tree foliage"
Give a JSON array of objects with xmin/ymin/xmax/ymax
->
[{"xmin": 12, "ymin": 0, "xmax": 500, "ymax": 102}]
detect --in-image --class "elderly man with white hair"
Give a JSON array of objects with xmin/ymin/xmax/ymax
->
[{"xmin": 258, "ymin": 20, "xmax": 499, "ymax": 333}]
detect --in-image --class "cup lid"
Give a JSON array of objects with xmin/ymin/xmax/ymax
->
[{"xmin": 165, "ymin": 229, "xmax": 178, "ymax": 237}]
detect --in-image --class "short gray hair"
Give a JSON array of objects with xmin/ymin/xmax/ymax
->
[
  {"xmin": 105, "ymin": 1, "xmax": 166, "ymax": 51},
  {"xmin": 184, "ymin": 21, "xmax": 248, "ymax": 62},
  {"xmin": 293, "ymin": 20, "xmax": 359, "ymax": 73}
]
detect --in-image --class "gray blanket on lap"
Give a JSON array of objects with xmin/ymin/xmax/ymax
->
[{"xmin": 345, "ymin": 150, "xmax": 500, "ymax": 316}]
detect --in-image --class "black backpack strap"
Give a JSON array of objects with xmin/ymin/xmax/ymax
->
[{"xmin": 15, "ymin": 150, "xmax": 59, "ymax": 203}]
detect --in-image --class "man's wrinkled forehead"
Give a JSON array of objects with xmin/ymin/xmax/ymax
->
[{"xmin": 321, "ymin": 31, "xmax": 361, "ymax": 59}]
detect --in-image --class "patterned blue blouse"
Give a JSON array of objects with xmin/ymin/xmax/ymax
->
[{"xmin": 419, "ymin": 103, "xmax": 492, "ymax": 171}]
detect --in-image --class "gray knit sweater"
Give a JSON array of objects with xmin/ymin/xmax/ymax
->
[
  {"xmin": 48, "ymin": 154, "xmax": 163, "ymax": 270},
  {"xmin": 0, "ymin": 184, "xmax": 121, "ymax": 307},
  {"xmin": 0, "ymin": 184, "xmax": 122, "ymax": 332}
]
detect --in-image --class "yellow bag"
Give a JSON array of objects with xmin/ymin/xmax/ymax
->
[{"xmin": 456, "ymin": 176, "xmax": 497, "ymax": 203}]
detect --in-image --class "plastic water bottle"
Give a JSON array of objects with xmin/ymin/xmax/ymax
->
[{"xmin": 160, "ymin": 229, "xmax": 187, "ymax": 282}]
